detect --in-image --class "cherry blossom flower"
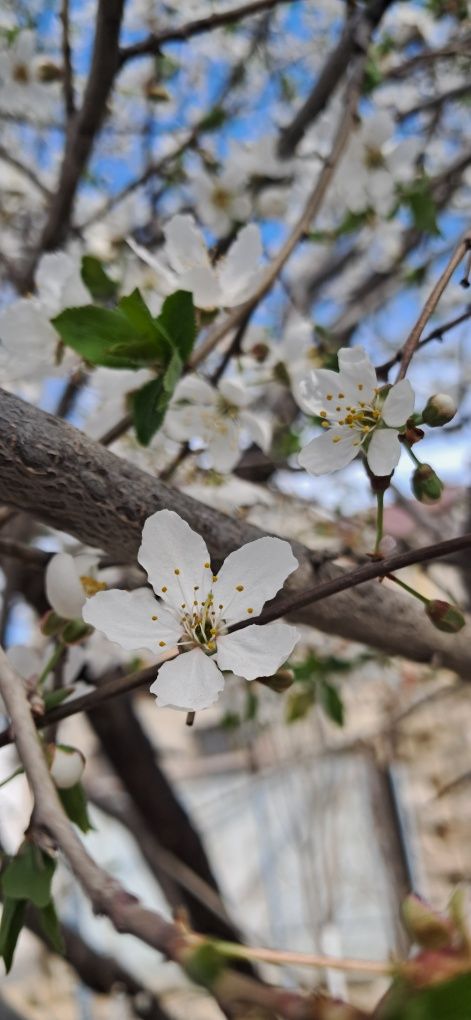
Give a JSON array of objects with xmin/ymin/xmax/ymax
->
[
  {"xmin": 190, "ymin": 165, "xmax": 251, "ymax": 236},
  {"xmin": 298, "ymin": 347, "xmax": 415, "ymax": 477},
  {"xmin": 82, "ymin": 510, "xmax": 299, "ymax": 711},
  {"xmin": 46, "ymin": 552, "xmax": 105, "ymax": 620},
  {"xmin": 128, "ymin": 214, "xmax": 264, "ymax": 310},
  {"xmin": 165, "ymin": 374, "xmax": 272, "ymax": 472}
]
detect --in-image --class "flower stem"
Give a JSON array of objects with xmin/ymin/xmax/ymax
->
[
  {"xmin": 386, "ymin": 573, "xmax": 429, "ymax": 606},
  {"xmin": 404, "ymin": 442, "xmax": 422, "ymax": 467},
  {"xmin": 187, "ymin": 934, "xmax": 392, "ymax": 975},
  {"xmin": 37, "ymin": 643, "xmax": 65, "ymax": 688},
  {"xmin": 374, "ymin": 490, "xmax": 384, "ymax": 555}
]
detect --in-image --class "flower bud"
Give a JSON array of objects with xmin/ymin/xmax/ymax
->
[
  {"xmin": 378, "ymin": 535, "xmax": 397, "ymax": 557},
  {"xmin": 48, "ymin": 744, "xmax": 85, "ymax": 789},
  {"xmin": 61, "ymin": 620, "xmax": 94, "ymax": 645},
  {"xmin": 426, "ymin": 600, "xmax": 466, "ymax": 633},
  {"xmin": 411, "ymin": 464, "xmax": 444, "ymax": 504},
  {"xmin": 257, "ymin": 669, "xmax": 294, "ymax": 693},
  {"xmin": 35, "ymin": 58, "xmax": 64, "ymax": 83},
  {"xmin": 402, "ymin": 894, "xmax": 452, "ymax": 949},
  {"xmin": 40, "ymin": 610, "xmax": 67, "ymax": 637},
  {"xmin": 422, "ymin": 394, "xmax": 457, "ymax": 427}
]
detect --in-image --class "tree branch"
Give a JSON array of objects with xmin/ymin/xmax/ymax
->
[
  {"xmin": 118, "ymin": 0, "xmax": 295, "ymax": 64},
  {"xmin": 0, "ymin": 388, "xmax": 470, "ymax": 674}
]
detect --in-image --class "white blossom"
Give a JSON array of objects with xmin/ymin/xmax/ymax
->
[
  {"xmin": 128, "ymin": 214, "xmax": 264, "ymax": 310},
  {"xmin": 190, "ymin": 165, "xmax": 251, "ymax": 236},
  {"xmin": 82, "ymin": 510, "xmax": 299, "ymax": 711},
  {"xmin": 298, "ymin": 346, "xmax": 415, "ymax": 477},
  {"xmin": 46, "ymin": 552, "xmax": 105, "ymax": 620},
  {"xmin": 164, "ymin": 374, "xmax": 272, "ymax": 472}
]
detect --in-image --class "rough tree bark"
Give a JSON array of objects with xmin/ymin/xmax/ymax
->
[{"xmin": 0, "ymin": 389, "xmax": 469, "ymax": 673}]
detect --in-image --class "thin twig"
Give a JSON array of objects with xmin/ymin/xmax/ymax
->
[
  {"xmin": 118, "ymin": 0, "xmax": 295, "ymax": 64},
  {"xmin": 376, "ymin": 306, "xmax": 471, "ymax": 379},
  {"xmin": 396, "ymin": 228, "xmax": 471, "ymax": 380},
  {"xmin": 190, "ymin": 56, "xmax": 368, "ymax": 370},
  {"xmin": 60, "ymin": 0, "xmax": 76, "ymax": 118}
]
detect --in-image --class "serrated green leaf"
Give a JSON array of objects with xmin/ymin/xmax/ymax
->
[
  {"xmin": 132, "ymin": 348, "xmax": 183, "ymax": 445},
  {"xmin": 157, "ymin": 291, "xmax": 196, "ymax": 362},
  {"xmin": 0, "ymin": 897, "xmax": 26, "ymax": 972},
  {"xmin": 2, "ymin": 843, "xmax": 55, "ymax": 908},
  {"xmin": 58, "ymin": 782, "xmax": 93, "ymax": 833},
  {"xmin": 37, "ymin": 899, "xmax": 64, "ymax": 955},
  {"xmin": 319, "ymin": 680, "xmax": 345, "ymax": 727},
  {"xmin": 132, "ymin": 376, "xmax": 168, "ymax": 445},
  {"xmin": 81, "ymin": 256, "xmax": 118, "ymax": 302},
  {"xmin": 119, "ymin": 289, "xmax": 164, "ymax": 346},
  {"xmin": 51, "ymin": 306, "xmax": 152, "ymax": 369}
]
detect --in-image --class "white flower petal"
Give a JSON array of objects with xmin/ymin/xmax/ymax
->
[
  {"xmin": 382, "ymin": 379, "xmax": 415, "ymax": 427},
  {"xmin": 337, "ymin": 346, "xmax": 377, "ymax": 398},
  {"xmin": 298, "ymin": 428, "xmax": 359, "ymax": 475},
  {"xmin": 126, "ymin": 237, "xmax": 177, "ymax": 294},
  {"xmin": 150, "ymin": 647, "xmax": 224, "ymax": 710},
  {"xmin": 218, "ymin": 224, "xmax": 263, "ymax": 304},
  {"xmin": 240, "ymin": 409, "xmax": 272, "ymax": 453},
  {"xmin": 219, "ymin": 377, "xmax": 255, "ymax": 408},
  {"xmin": 298, "ymin": 368, "xmax": 355, "ymax": 417},
  {"xmin": 207, "ymin": 419, "xmax": 241, "ymax": 472},
  {"xmin": 216, "ymin": 622, "xmax": 299, "ymax": 680},
  {"xmin": 46, "ymin": 552, "xmax": 87, "ymax": 619},
  {"xmin": 215, "ymin": 536, "xmax": 298, "ymax": 625},
  {"xmin": 138, "ymin": 509, "xmax": 212, "ymax": 609},
  {"xmin": 164, "ymin": 214, "xmax": 210, "ymax": 274},
  {"xmin": 82, "ymin": 587, "xmax": 181, "ymax": 652},
  {"xmin": 172, "ymin": 374, "xmax": 216, "ymax": 407},
  {"xmin": 179, "ymin": 266, "xmax": 222, "ymax": 309},
  {"xmin": 366, "ymin": 428, "xmax": 401, "ymax": 476}
]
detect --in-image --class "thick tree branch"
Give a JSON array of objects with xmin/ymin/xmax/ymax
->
[
  {"xmin": 21, "ymin": 0, "xmax": 125, "ymax": 288},
  {"xmin": 0, "ymin": 389, "xmax": 470, "ymax": 673}
]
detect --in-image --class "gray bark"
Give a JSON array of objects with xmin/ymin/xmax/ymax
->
[{"xmin": 0, "ymin": 388, "xmax": 469, "ymax": 674}]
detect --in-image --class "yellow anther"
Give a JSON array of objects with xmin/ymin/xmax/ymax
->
[
  {"xmin": 193, "ymin": 600, "xmax": 198, "ymax": 606},
  {"xmin": 204, "ymin": 562, "xmax": 210, "ymax": 568},
  {"xmin": 212, "ymin": 575, "xmax": 218, "ymax": 582},
  {"xmin": 336, "ymin": 406, "xmax": 341, "ymax": 411},
  {"xmin": 338, "ymin": 392, "xmax": 345, "ymax": 399},
  {"xmin": 358, "ymin": 383, "xmax": 363, "ymax": 391},
  {"xmin": 321, "ymin": 421, "xmax": 330, "ymax": 429},
  {"xmin": 80, "ymin": 576, "xmax": 107, "ymax": 597},
  {"xmin": 326, "ymin": 394, "xmax": 333, "ymax": 401},
  {"xmin": 174, "ymin": 568, "xmax": 180, "ymax": 575},
  {"xmin": 161, "ymin": 586, "xmax": 167, "ymax": 593},
  {"xmin": 194, "ymin": 585, "xmax": 199, "ymax": 590},
  {"xmin": 218, "ymin": 603, "xmax": 224, "ymax": 609},
  {"xmin": 332, "ymin": 436, "xmax": 341, "ymax": 444},
  {"xmin": 158, "ymin": 641, "xmax": 166, "ymax": 647},
  {"xmin": 236, "ymin": 584, "xmax": 244, "ymax": 591},
  {"xmin": 247, "ymin": 607, "xmax": 253, "ymax": 614},
  {"xmin": 319, "ymin": 410, "xmax": 327, "ymax": 418},
  {"xmin": 181, "ymin": 603, "xmax": 186, "ymax": 609},
  {"xmin": 151, "ymin": 615, "xmax": 158, "ymax": 621},
  {"xmin": 359, "ymin": 401, "xmax": 366, "ymax": 408}
]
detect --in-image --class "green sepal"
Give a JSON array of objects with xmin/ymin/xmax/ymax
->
[
  {"xmin": 0, "ymin": 897, "xmax": 26, "ymax": 972},
  {"xmin": 2, "ymin": 842, "xmax": 56, "ymax": 908},
  {"xmin": 58, "ymin": 782, "xmax": 93, "ymax": 833}
]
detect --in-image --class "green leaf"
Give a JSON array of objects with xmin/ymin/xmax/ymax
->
[
  {"xmin": 58, "ymin": 782, "xmax": 93, "ymax": 833},
  {"xmin": 37, "ymin": 899, "xmax": 64, "ymax": 955},
  {"xmin": 0, "ymin": 897, "xmax": 26, "ymax": 972},
  {"xmin": 157, "ymin": 290, "xmax": 196, "ymax": 362},
  {"xmin": 81, "ymin": 256, "xmax": 118, "ymax": 302},
  {"xmin": 52, "ymin": 292, "xmax": 169, "ymax": 369},
  {"xmin": 132, "ymin": 348, "xmax": 183, "ymax": 445},
  {"xmin": 2, "ymin": 843, "xmax": 55, "ymax": 908},
  {"xmin": 379, "ymin": 972, "xmax": 471, "ymax": 1020},
  {"xmin": 362, "ymin": 56, "xmax": 383, "ymax": 94},
  {"xmin": 43, "ymin": 687, "xmax": 74, "ymax": 711},
  {"xmin": 319, "ymin": 680, "xmax": 345, "ymax": 727},
  {"xmin": 285, "ymin": 687, "xmax": 315, "ymax": 723}
]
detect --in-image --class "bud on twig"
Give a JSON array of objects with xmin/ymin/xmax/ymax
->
[
  {"xmin": 411, "ymin": 464, "xmax": 444, "ymax": 504},
  {"xmin": 48, "ymin": 744, "xmax": 85, "ymax": 789},
  {"xmin": 422, "ymin": 394, "xmax": 457, "ymax": 427},
  {"xmin": 257, "ymin": 669, "xmax": 294, "ymax": 693},
  {"xmin": 402, "ymin": 894, "xmax": 453, "ymax": 949},
  {"xmin": 425, "ymin": 600, "xmax": 466, "ymax": 633}
]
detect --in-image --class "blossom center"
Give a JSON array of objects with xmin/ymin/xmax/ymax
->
[{"xmin": 319, "ymin": 384, "xmax": 383, "ymax": 447}]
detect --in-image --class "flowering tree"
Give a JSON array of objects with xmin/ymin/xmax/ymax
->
[{"xmin": 0, "ymin": 0, "xmax": 470, "ymax": 1016}]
